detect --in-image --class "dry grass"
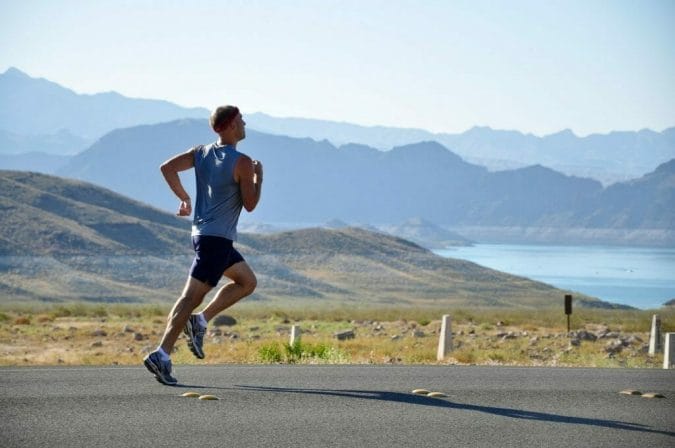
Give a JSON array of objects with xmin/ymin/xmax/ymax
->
[{"xmin": 0, "ymin": 304, "xmax": 672, "ymax": 368}]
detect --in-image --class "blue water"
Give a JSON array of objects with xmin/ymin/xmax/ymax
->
[{"xmin": 434, "ymin": 244, "xmax": 675, "ymax": 309}]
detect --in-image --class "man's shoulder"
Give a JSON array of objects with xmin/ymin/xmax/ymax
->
[
  {"xmin": 233, "ymin": 152, "xmax": 253, "ymax": 174},
  {"xmin": 193, "ymin": 143, "xmax": 217, "ymax": 159},
  {"xmin": 187, "ymin": 143, "xmax": 205, "ymax": 156}
]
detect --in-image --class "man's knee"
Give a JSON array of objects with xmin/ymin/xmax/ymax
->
[{"xmin": 240, "ymin": 272, "xmax": 257, "ymax": 296}]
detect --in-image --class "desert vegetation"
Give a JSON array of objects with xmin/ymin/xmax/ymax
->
[{"xmin": 1, "ymin": 303, "xmax": 672, "ymax": 368}]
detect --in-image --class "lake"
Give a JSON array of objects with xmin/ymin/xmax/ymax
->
[{"xmin": 434, "ymin": 244, "xmax": 675, "ymax": 310}]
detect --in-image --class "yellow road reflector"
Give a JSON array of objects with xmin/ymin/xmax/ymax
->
[
  {"xmin": 181, "ymin": 392, "xmax": 200, "ymax": 398},
  {"xmin": 619, "ymin": 390, "xmax": 642, "ymax": 396},
  {"xmin": 412, "ymin": 389, "xmax": 430, "ymax": 395},
  {"xmin": 198, "ymin": 394, "xmax": 220, "ymax": 401},
  {"xmin": 427, "ymin": 392, "xmax": 447, "ymax": 398},
  {"xmin": 641, "ymin": 392, "xmax": 665, "ymax": 399}
]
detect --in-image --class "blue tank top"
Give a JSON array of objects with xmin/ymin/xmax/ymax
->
[{"xmin": 191, "ymin": 142, "xmax": 244, "ymax": 240}]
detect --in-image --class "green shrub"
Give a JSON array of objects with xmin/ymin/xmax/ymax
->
[
  {"xmin": 284, "ymin": 341, "xmax": 303, "ymax": 361},
  {"xmin": 258, "ymin": 343, "xmax": 283, "ymax": 363},
  {"xmin": 259, "ymin": 340, "xmax": 347, "ymax": 364},
  {"xmin": 305, "ymin": 343, "xmax": 331, "ymax": 359},
  {"xmin": 284, "ymin": 341, "xmax": 329, "ymax": 363}
]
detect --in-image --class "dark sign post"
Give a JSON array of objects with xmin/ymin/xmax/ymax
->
[{"xmin": 564, "ymin": 294, "xmax": 573, "ymax": 334}]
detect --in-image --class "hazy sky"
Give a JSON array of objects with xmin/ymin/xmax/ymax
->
[{"xmin": 1, "ymin": 0, "xmax": 673, "ymax": 136}]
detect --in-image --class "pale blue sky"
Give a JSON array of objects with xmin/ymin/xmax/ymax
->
[{"xmin": 1, "ymin": 0, "xmax": 673, "ymax": 136}]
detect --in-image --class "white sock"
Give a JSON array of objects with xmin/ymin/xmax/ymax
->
[
  {"xmin": 196, "ymin": 312, "xmax": 207, "ymax": 327},
  {"xmin": 156, "ymin": 347, "xmax": 170, "ymax": 360}
]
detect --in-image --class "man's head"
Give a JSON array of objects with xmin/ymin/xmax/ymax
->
[{"xmin": 210, "ymin": 105, "xmax": 246, "ymax": 143}]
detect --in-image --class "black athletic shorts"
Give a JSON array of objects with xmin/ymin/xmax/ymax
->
[{"xmin": 189, "ymin": 235, "xmax": 245, "ymax": 287}]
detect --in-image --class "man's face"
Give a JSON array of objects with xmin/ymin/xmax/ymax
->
[{"xmin": 235, "ymin": 114, "xmax": 246, "ymax": 141}]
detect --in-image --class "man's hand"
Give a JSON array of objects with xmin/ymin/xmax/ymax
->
[
  {"xmin": 253, "ymin": 160, "xmax": 263, "ymax": 182},
  {"xmin": 236, "ymin": 157, "xmax": 263, "ymax": 212},
  {"xmin": 160, "ymin": 148, "xmax": 195, "ymax": 217},
  {"xmin": 177, "ymin": 197, "xmax": 192, "ymax": 217}
]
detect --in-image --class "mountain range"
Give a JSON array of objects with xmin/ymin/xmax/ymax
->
[
  {"xmin": 2, "ymin": 67, "xmax": 674, "ymax": 184},
  {"xmin": 0, "ymin": 170, "xmax": 617, "ymax": 308},
  {"xmin": 50, "ymin": 118, "xmax": 674, "ymax": 246},
  {"xmin": 0, "ymin": 67, "xmax": 207, "ymax": 154},
  {"xmin": 1, "ymin": 67, "xmax": 673, "ymax": 246},
  {"xmin": 246, "ymin": 113, "xmax": 675, "ymax": 185}
]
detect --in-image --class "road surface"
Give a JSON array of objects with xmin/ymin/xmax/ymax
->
[{"xmin": 1, "ymin": 365, "xmax": 673, "ymax": 447}]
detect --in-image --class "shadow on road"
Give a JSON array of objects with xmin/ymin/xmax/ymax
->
[{"xmin": 233, "ymin": 385, "xmax": 675, "ymax": 437}]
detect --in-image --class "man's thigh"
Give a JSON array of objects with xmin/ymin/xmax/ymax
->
[{"xmin": 222, "ymin": 261, "xmax": 256, "ymax": 285}]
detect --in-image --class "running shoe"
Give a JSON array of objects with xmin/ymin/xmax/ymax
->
[
  {"xmin": 184, "ymin": 314, "xmax": 206, "ymax": 359},
  {"xmin": 143, "ymin": 351, "xmax": 178, "ymax": 385}
]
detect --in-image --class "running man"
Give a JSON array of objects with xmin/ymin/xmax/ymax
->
[{"xmin": 144, "ymin": 105, "xmax": 263, "ymax": 385}]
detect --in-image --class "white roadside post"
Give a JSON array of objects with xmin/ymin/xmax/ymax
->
[
  {"xmin": 290, "ymin": 325, "xmax": 301, "ymax": 346},
  {"xmin": 648, "ymin": 314, "xmax": 661, "ymax": 356},
  {"xmin": 437, "ymin": 315, "xmax": 452, "ymax": 361},
  {"xmin": 664, "ymin": 333, "xmax": 675, "ymax": 369}
]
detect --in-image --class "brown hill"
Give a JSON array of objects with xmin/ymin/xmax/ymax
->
[
  {"xmin": 0, "ymin": 170, "xmax": 619, "ymax": 308},
  {"xmin": 238, "ymin": 227, "xmax": 610, "ymax": 308},
  {"xmin": 0, "ymin": 170, "xmax": 190, "ymax": 256}
]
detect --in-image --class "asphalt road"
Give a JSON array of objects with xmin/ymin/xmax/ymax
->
[{"xmin": 1, "ymin": 364, "xmax": 673, "ymax": 447}]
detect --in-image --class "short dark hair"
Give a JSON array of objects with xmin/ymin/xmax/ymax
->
[{"xmin": 210, "ymin": 105, "xmax": 240, "ymax": 132}]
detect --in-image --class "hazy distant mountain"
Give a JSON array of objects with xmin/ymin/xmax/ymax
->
[
  {"xmin": 0, "ymin": 67, "xmax": 208, "ymax": 144},
  {"xmin": 58, "ymin": 119, "xmax": 213, "ymax": 211},
  {"xmin": 247, "ymin": 112, "xmax": 675, "ymax": 184},
  {"xmin": 0, "ymin": 151, "xmax": 71, "ymax": 174},
  {"xmin": 246, "ymin": 112, "xmax": 434, "ymax": 151},
  {"xmin": 379, "ymin": 218, "xmax": 473, "ymax": 249},
  {"xmin": 55, "ymin": 119, "xmax": 674, "ymax": 246},
  {"xmin": 0, "ymin": 127, "xmax": 80, "ymax": 172},
  {"xmin": 1, "ymin": 170, "xmax": 619, "ymax": 308},
  {"xmin": 0, "ymin": 128, "xmax": 90, "ymax": 155},
  {"xmin": 588, "ymin": 159, "xmax": 675, "ymax": 229},
  {"xmin": 57, "ymin": 120, "xmax": 487, "ymax": 223},
  {"xmin": 3, "ymin": 68, "xmax": 673, "ymax": 185}
]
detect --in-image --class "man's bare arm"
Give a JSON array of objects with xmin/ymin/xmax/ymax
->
[
  {"xmin": 160, "ymin": 149, "xmax": 195, "ymax": 216},
  {"xmin": 235, "ymin": 156, "xmax": 263, "ymax": 212}
]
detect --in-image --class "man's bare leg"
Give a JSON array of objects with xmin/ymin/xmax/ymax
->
[
  {"xmin": 159, "ymin": 276, "xmax": 212, "ymax": 354},
  {"xmin": 201, "ymin": 261, "xmax": 257, "ymax": 322}
]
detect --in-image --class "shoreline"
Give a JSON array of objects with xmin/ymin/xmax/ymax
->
[
  {"xmin": 447, "ymin": 226, "xmax": 675, "ymax": 248},
  {"xmin": 434, "ymin": 243, "xmax": 675, "ymax": 310}
]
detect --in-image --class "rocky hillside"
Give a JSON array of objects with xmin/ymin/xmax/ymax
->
[
  {"xmin": 0, "ymin": 170, "xmax": 621, "ymax": 308},
  {"xmin": 0, "ymin": 170, "xmax": 190, "ymax": 256}
]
